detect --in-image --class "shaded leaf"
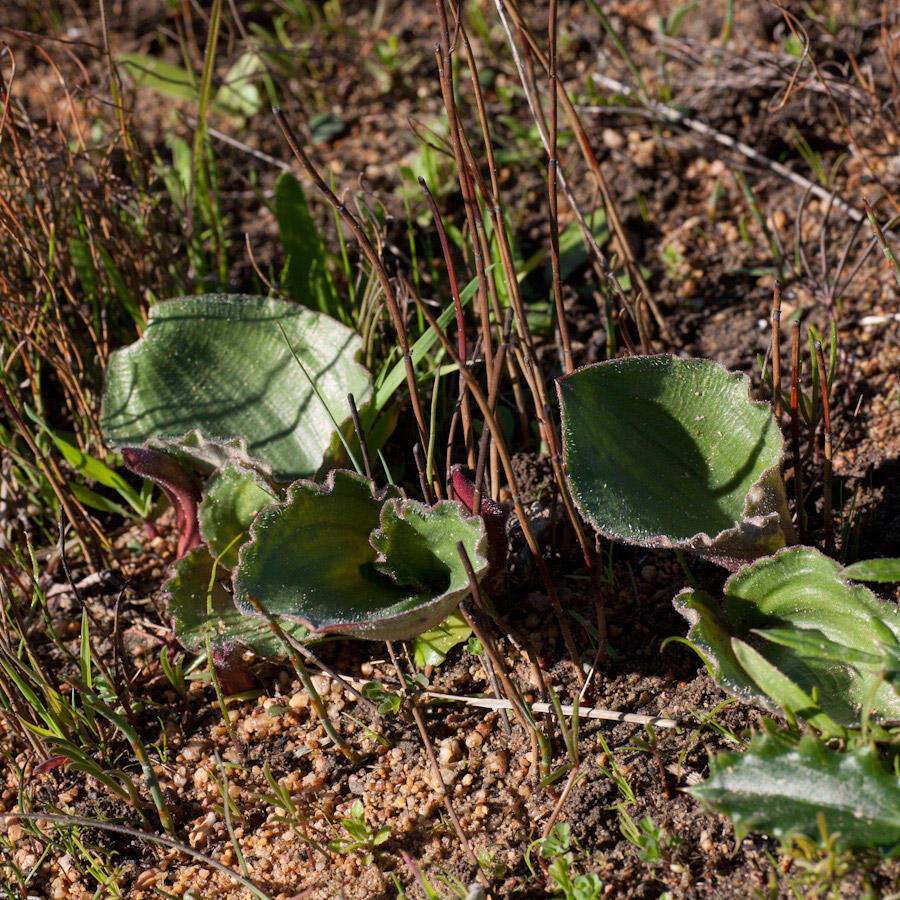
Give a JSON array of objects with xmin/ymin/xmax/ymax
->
[
  {"xmin": 101, "ymin": 295, "xmax": 373, "ymax": 481},
  {"xmin": 691, "ymin": 731, "xmax": 900, "ymax": 851},
  {"xmin": 558, "ymin": 355, "xmax": 793, "ymax": 568}
]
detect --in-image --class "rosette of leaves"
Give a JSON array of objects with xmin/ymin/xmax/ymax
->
[
  {"xmin": 232, "ymin": 470, "xmax": 489, "ymax": 642},
  {"xmin": 691, "ymin": 730, "xmax": 900, "ymax": 852},
  {"xmin": 101, "ymin": 294, "xmax": 375, "ymax": 481},
  {"xmin": 674, "ymin": 546, "xmax": 900, "ymax": 735},
  {"xmin": 557, "ymin": 355, "xmax": 795, "ymax": 568}
]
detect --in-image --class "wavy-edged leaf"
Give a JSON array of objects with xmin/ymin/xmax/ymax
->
[
  {"xmin": 558, "ymin": 355, "xmax": 794, "ymax": 568},
  {"xmin": 101, "ymin": 295, "xmax": 373, "ymax": 480},
  {"xmin": 198, "ymin": 463, "xmax": 279, "ymax": 569},
  {"xmin": 233, "ymin": 470, "xmax": 488, "ymax": 641},
  {"xmin": 166, "ymin": 548, "xmax": 307, "ymax": 659},
  {"xmin": 674, "ymin": 546, "xmax": 900, "ymax": 728},
  {"xmin": 691, "ymin": 731, "xmax": 900, "ymax": 851}
]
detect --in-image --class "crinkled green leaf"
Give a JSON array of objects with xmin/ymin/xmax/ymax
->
[
  {"xmin": 691, "ymin": 731, "xmax": 900, "ymax": 851},
  {"xmin": 843, "ymin": 558, "xmax": 900, "ymax": 583},
  {"xmin": 101, "ymin": 295, "xmax": 373, "ymax": 480},
  {"xmin": 198, "ymin": 463, "xmax": 279, "ymax": 569},
  {"xmin": 166, "ymin": 548, "xmax": 308, "ymax": 659},
  {"xmin": 233, "ymin": 470, "xmax": 487, "ymax": 641},
  {"xmin": 413, "ymin": 613, "xmax": 472, "ymax": 667},
  {"xmin": 558, "ymin": 355, "xmax": 793, "ymax": 568},
  {"xmin": 675, "ymin": 546, "xmax": 900, "ymax": 728}
]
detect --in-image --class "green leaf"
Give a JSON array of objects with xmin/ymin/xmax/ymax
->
[
  {"xmin": 198, "ymin": 463, "xmax": 279, "ymax": 569},
  {"xmin": 213, "ymin": 51, "xmax": 264, "ymax": 117},
  {"xmin": 843, "ymin": 558, "xmax": 900, "ymax": 583},
  {"xmin": 166, "ymin": 548, "xmax": 308, "ymax": 659},
  {"xmin": 309, "ymin": 112, "xmax": 346, "ymax": 144},
  {"xmin": 101, "ymin": 295, "xmax": 374, "ymax": 481},
  {"xmin": 413, "ymin": 612, "xmax": 472, "ymax": 667},
  {"xmin": 233, "ymin": 470, "xmax": 487, "ymax": 641},
  {"xmin": 558, "ymin": 355, "xmax": 793, "ymax": 568},
  {"xmin": 691, "ymin": 732, "xmax": 900, "ymax": 851},
  {"xmin": 275, "ymin": 172, "xmax": 338, "ymax": 317},
  {"xmin": 674, "ymin": 546, "xmax": 900, "ymax": 728},
  {"xmin": 117, "ymin": 53, "xmax": 198, "ymax": 103}
]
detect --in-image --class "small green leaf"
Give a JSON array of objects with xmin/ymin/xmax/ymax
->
[
  {"xmin": 117, "ymin": 53, "xmax": 198, "ymax": 103},
  {"xmin": 675, "ymin": 546, "xmax": 900, "ymax": 728},
  {"xmin": 213, "ymin": 51, "xmax": 263, "ymax": 117},
  {"xmin": 199, "ymin": 463, "xmax": 278, "ymax": 569},
  {"xmin": 275, "ymin": 172, "xmax": 339, "ymax": 317},
  {"xmin": 691, "ymin": 732, "xmax": 900, "ymax": 851},
  {"xmin": 413, "ymin": 613, "xmax": 472, "ymax": 667},
  {"xmin": 843, "ymin": 558, "xmax": 900, "ymax": 583},
  {"xmin": 166, "ymin": 548, "xmax": 308, "ymax": 659},
  {"xmin": 559, "ymin": 355, "xmax": 793, "ymax": 568}
]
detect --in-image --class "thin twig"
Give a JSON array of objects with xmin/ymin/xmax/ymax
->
[{"xmin": 814, "ymin": 340, "xmax": 834, "ymax": 556}]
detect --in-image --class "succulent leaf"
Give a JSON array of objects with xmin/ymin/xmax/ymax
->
[
  {"xmin": 102, "ymin": 295, "xmax": 374, "ymax": 480},
  {"xmin": 233, "ymin": 470, "xmax": 488, "ymax": 641},
  {"xmin": 166, "ymin": 548, "xmax": 308, "ymax": 659},
  {"xmin": 691, "ymin": 731, "xmax": 900, "ymax": 851},
  {"xmin": 674, "ymin": 546, "xmax": 900, "ymax": 728},
  {"xmin": 198, "ymin": 463, "xmax": 280, "ymax": 569},
  {"xmin": 558, "ymin": 355, "xmax": 793, "ymax": 568}
]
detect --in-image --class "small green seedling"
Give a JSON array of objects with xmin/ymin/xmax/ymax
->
[
  {"xmin": 527, "ymin": 823, "xmax": 603, "ymax": 900},
  {"xmin": 327, "ymin": 800, "xmax": 390, "ymax": 865},
  {"xmin": 619, "ymin": 811, "xmax": 679, "ymax": 864}
]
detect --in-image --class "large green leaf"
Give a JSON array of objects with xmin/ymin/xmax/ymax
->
[
  {"xmin": 691, "ymin": 731, "xmax": 900, "ymax": 851},
  {"xmin": 558, "ymin": 355, "xmax": 794, "ymax": 568},
  {"xmin": 166, "ymin": 548, "xmax": 308, "ymax": 659},
  {"xmin": 233, "ymin": 470, "xmax": 488, "ymax": 641},
  {"xmin": 675, "ymin": 546, "xmax": 900, "ymax": 729},
  {"xmin": 101, "ymin": 295, "xmax": 372, "ymax": 480},
  {"xmin": 198, "ymin": 463, "xmax": 279, "ymax": 569}
]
